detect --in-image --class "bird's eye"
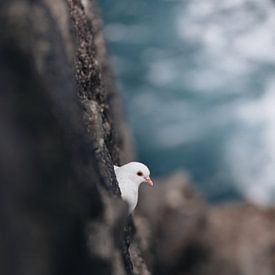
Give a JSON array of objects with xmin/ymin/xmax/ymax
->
[{"xmin": 137, "ymin": 171, "xmax": 143, "ymax": 176}]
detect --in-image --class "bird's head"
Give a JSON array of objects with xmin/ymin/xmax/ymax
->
[{"xmin": 121, "ymin": 162, "xmax": 153, "ymax": 187}]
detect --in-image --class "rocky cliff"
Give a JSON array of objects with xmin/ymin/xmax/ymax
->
[{"xmin": 1, "ymin": 1, "xmax": 275, "ymax": 275}]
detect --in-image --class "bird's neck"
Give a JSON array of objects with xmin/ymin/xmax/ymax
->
[{"xmin": 128, "ymin": 175, "xmax": 142, "ymax": 189}]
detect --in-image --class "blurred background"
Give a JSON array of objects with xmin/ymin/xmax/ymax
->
[{"xmin": 99, "ymin": 0, "xmax": 275, "ymax": 205}]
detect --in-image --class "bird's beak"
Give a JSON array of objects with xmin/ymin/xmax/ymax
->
[{"xmin": 144, "ymin": 176, "xmax": 154, "ymax": 186}]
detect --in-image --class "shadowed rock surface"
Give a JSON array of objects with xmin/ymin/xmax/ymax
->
[{"xmin": 0, "ymin": 0, "xmax": 136, "ymax": 274}]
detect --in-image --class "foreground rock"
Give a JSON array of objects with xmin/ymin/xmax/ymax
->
[{"xmin": 0, "ymin": 0, "xmax": 138, "ymax": 274}]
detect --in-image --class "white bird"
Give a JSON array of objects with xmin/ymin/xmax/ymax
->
[{"xmin": 114, "ymin": 162, "xmax": 153, "ymax": 213}]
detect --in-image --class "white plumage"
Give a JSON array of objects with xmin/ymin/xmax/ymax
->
[{"xmin": 114, "ymin": 162, "xmax": 153, "ymax": 213}]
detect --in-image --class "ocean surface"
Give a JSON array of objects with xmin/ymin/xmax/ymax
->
[{"xmin": 99, "ymin": 0, "xmax": 275, "ymax": 204}]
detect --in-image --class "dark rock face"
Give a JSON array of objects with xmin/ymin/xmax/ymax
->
[{"xmin": 0, "ymin": 0, "xmax": 135, "ymax": 274}]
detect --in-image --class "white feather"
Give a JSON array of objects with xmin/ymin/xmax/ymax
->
[{"xmin": 114, "ymin": 162, "xmax": 152, "ymax": 213}]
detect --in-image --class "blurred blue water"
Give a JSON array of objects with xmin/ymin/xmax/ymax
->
[{"xmin": 99, "ymin": 0, "xmax": 275, "ymax": 204}]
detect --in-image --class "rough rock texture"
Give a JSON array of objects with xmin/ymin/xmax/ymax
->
[
  {"xmin": 67, "ymin": 1, "xmax": 139, "ymax": 274},
  {"xmin": 81, "ymin": 0, "xmax": 135, "ymax": 164},
  {"xmin": 0, "ymin": 0, "xmax": 137, "ymax": 275}
]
